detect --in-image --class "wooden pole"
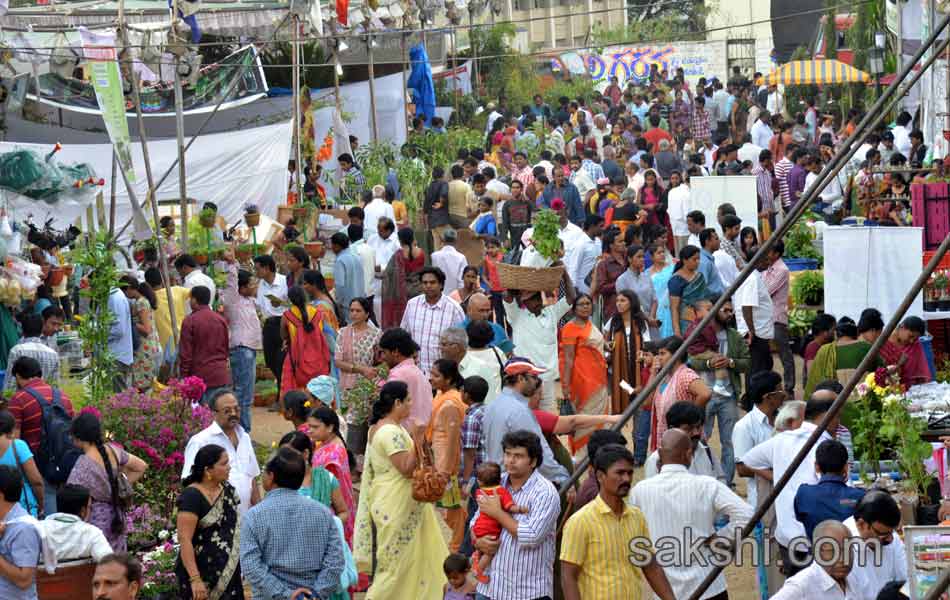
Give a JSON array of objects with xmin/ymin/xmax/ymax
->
[
  {"xmin": 367, "ymin": 36, "xmax": 379, "ymax": 141},
  {"xmin": 292, "ymin": 15, "xmax": 304, "ymax": 204},
  {"xmin": 174, "ymin": 56, "xmax": 188, "ymax": 250},
  {"xmin": 452, "ymin": 30, "xmax": 460, "ymax": 125},
  {"xmin": 470, "ymin": 10, "xmax": 479, "ymax": 99},
  {"xmin": 108, "ymin": 149, "xmax": 117, "ymax": 237}
]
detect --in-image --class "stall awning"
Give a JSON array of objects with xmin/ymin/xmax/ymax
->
[{"xmin": 758, "ymin": 59, "xmax": 871, "ymax": 86}]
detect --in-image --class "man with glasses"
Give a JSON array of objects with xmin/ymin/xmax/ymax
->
[
  {"xmin": 842, "ymin": 490, "xmax": 907, "ymax": 598},
  {"xmin": 181, "ymin": 389, "xmax": 261, "ymax": 515},
  {"xmin": 685, "ymin": 298, "xmax": 750, "ymax": 486},
  {"xmin": 643, "ymin": 401, "xmax": 726, "ymax": 482}
]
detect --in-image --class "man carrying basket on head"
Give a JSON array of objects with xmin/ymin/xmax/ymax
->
[{"xmin": 502, "ymin": 266, "xmax": 576, "ymax": 415}]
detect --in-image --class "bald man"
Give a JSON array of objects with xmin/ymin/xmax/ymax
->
[
  {"xmin": 455, "ymin": 292, "xmax": 514, "ymax": 354},
  {"xmin": 771, "ymin": 520, "xmax": 871, "ymax": 599},
  {"xmin": 628, "ymin": 429, "xmax": 752, "ymax": 600}
]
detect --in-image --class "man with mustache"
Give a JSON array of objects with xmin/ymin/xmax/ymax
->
[
  {"xmin": 628, "ymin": 429, "xmax": 753, "ymax": 600},
  {"xmin": 561, "ymin": 443, "xmax": 675, "ymax": 600},
  {"xmin": 842, "ymin": 491, "xmax": 907, "ymax": 598},
  {"xmin": 644, "ymin": 401, "xmax": 726, "ymax": 482},
  {"xmin": 92, "ymin": 553, "xmax": 141, "ymax": 600},
  {"xmin": 181, "ymin": 389, "xmax": 261, "ymax": 515}
]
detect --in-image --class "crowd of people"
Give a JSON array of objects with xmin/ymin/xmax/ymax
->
[{"xmin": 0, "ymin": 64, "xmax": 942, "ymax": 600}]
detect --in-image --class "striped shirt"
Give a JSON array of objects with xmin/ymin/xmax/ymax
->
[
  {"xmin": 400, "ymin": 294, "xmax": 465, "ymax": 376},
  {"xmin": 628, "ymin": 464, "xmax": 753, "ymax": 599},
  {"xmin": 4, "ymin": 338, "xmax": 60, "ymax": 396},
  {"xmin": 460, "ymin": 402, "xmax": 486, "ymax": 481},
  {"xmin": 560, "ymin": 494, "xmax": 653, "ymax": 600},
  {"xmin": 473, "ymin": 469, "xmax": 561, "ymax": 600},
  {"xmin": 221, "ymin": 263, "xmax": 262, "ymax": 350},
  {"xmin": 774, "ymin": 157, "xmax": 793, "ymax": 208},
  {"xmin": 752, "ymin": 164, "xmax": 776, "ymax": 213}
]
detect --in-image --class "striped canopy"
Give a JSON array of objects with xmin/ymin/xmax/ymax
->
[{"xmin": 758, "ymin": 59, "xmax": 871, "ymax": 86}]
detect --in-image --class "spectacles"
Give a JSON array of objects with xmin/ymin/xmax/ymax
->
[{"xmin": 764, "ymin": 390, "xmax": 788, "ymax": 401}]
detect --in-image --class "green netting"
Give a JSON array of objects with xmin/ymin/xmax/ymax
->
[{"xmin": 0, "ymin": 150, "xmax": 97, "ymax": 202}]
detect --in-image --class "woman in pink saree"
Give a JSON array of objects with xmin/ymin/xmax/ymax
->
[{"xmin": 879, "ymin": 316, "xmax": 932, "ymax": 388}]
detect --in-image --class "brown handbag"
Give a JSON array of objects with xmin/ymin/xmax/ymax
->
[{"xmin": 411, "ymin": 438, "xmax": 449, "ymax": 503}]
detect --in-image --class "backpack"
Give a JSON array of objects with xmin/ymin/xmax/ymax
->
[{"xmin": 23, "ymin": 386, "xmax": 80, "ymax": 485}]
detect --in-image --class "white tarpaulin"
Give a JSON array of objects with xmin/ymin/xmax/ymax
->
[
  {"xmin": 0, "ymin": 120, "xmax": 292, "ymax": 239},
  {"xmin": 823, "ymin": 226, "xmax": 924, "ymax": 321},
  {"xmin": 688, "ymin": 176, "xmax": 759, "ymax": 238}
]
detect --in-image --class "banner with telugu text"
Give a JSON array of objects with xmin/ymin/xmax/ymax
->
[{"xmin": 78, "ymin": 27, "xmax": 135, "ymax": 183}]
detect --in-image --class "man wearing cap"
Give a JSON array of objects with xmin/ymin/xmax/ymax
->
[
  {"xmin": 430, "ymin": 229, "xmax": 468, "ymax": 296},
  {"xmin": 503, "ymin": 268, "xmax": 576, "ymax": 415},
  {"xmin": 482, "ymin": 357, "xmax": 570, "ymax": 486}
]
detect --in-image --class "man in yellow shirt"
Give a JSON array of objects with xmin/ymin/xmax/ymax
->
[
  {"xmin": 560, "ymin": 444, "xmax": 675, "ymax": 600},
  {"xmin": 144, "ymin": 267, "xmax": 190, "ymax": 362}
]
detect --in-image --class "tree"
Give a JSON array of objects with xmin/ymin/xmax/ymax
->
[{"xmin": 628, "ymin": 0, "xmax": 708, "ymax": 32}]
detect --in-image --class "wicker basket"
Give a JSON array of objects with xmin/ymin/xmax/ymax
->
[{"xmin": 496, "ymin": 262, "xmax": 564, "ymax": 292}]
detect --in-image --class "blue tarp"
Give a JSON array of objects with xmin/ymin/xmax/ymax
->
[{"xmin": 407, "ymin": 43, "xmax": 436, "ymax": 126}]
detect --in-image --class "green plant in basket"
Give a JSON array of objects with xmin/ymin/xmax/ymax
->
[
  {"xmin": 788, "ymin": 308, "xmax": 818, "ymax": 338},
  {"xmin": 531, "ymin": 209, "xmax": 562, "ymax": 262},
  {"xmin": 791, "ymin": 270, "xmax": 824, "ymax": 307},
  {"xmin": 785, "ymin": 221, "xmax": 822, "ymax": 264}
]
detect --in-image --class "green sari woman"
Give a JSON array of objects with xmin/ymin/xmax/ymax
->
[{"xmin": 667, "ymin": 247, "xmax": 708, "ymax": 338}]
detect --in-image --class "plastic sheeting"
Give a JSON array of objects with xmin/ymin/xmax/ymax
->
[
  {"xmin": 823, "ymin": 226, "xmax": 924, "ymax": 321},
  {"xmin": 0, "ymin": 120, "xmax": 292, "ymax": 242},
  {"xmin": 407, "ymin": 43, "xmax": 435, "ymax": 126}
]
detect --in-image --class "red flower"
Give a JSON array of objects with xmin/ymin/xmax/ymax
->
[{"xmin": 874, "ymin": 367, "xmax": 888, "ymax": 387}]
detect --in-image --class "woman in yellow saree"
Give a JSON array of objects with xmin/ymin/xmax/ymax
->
[
  {"xmin": 354, "ymin": 381, "xmax": 448, "ymax": 600},
  {"xmin": 558, "ymin": 294, "xmax": 609, "ymax": 459}
]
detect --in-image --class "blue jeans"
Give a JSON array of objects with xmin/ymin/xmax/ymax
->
[
  {"xmin": 230, "ymin": 346, "xmax": 257, "ymax": 432},
  {"xmin": 634, "ymin": 408, "xmax": 652, "ymax": 466},
  {"xmin": 44, "ymin": 479, "xmax": 57, "ymax": 515},
  {"xmin": 704, "ymin": 394, "xmax": 737, "ymax": 485}
]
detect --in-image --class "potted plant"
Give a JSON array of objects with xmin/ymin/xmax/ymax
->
[
  {"xmin": 791, "ymin": 270, "xmax": 824, "ymax": 308},
  {"xmin": 304, "ymin": 239, "xmax": 325, "ymax": 259},
  {"xmin": 937, "ymin": 271, "xmax": 950, "ymax": 311},
  {"xmin": 235, "ymin": 243, "xmax": 254, "ymax": 262},
  {"xmin": 925, "ymin": 276, "xmax": 939, "ymax": 312},
  {"xmin": 787, "ymin": 308, "xmax": 817, "ymax": 355},
  {"xmin": 244, "ymin": 203, "xmax": 261, "ymax": 228},
  {"xmin": 293, "ymin": 203, "xmax": 310, "ymax": 221},
  {"xmin": 198, "ymin": 207, "xmax": 217, "ymax": 229}
]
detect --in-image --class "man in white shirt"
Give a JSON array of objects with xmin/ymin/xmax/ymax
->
[
  {"xmin": 738, "ymin": 393, "xmax": 839, "ymax": 575},
  {"xmin": 686, "ymin": 210, "xmax": 705, "ymax": 249},
  {"xmin": 731, "ymin": 371, "xmax": 784, "ymax": 508},
  {"xmin": 574, "ymin": 215, "xmax": 604, "ymax": 295},
  {"xmin": 503, "ymin": 269, "xmax": 575, "ymax": 413},
  {"xmin": 629, "ymin": 428, "xmax": 753, "ymax": 600},
  {"xmin": 735, "ymin": 249, "xmax": 774, "ymax": 375},
  {"xmin": 362, "ymin": 185, "xmax": 395, "ymax": 233},
  {"xmin": 253, "ymin": 255, "xmax": 287, "ymax": 405},
  {"xmin": 771, "ymin": 520, "xmax": 871, "ymax": 600},
  {"xmin": 367, "ymin": 217, "xmax": 400, "ymax": 318},
  {"xmin": 485, "ymin": 102, "xmax": 503, "ymax": 134},
  {"xmin": 182, "ymin": 389, "xmax": 261, "ymax": 514},
  {"xmin": 36, "ymin": 484, "xmax": 112, "ymax": 573},
  {"xmin": 483, "ymin": 166, "xmax": 511, "ymax": 205},
  {"xmin": 347, "ymin": 224, "xmax": 376, "ymax": 296},
  {"xmin": 843, "ymin": 491, "xmax": 908, "ymax": 599},
  {"xmin": 737, "ymin": 133, "xmax": 764, "ymax": 165},
  {"xmin": 892, "ymin": 111, "xmax": 913, "ymax": 158},
  {"xmin": 766, "ymin": 84, "xmax": 785, "ymax": 118},
  {"xmin": 430, "ymin": 229, "xmax": 468, "ymax": 296},
  {"xmin": 175, "ymin": 254, "xmax": 216, "ymax": 305},
  {"xmin": 667, "ymin": 176, "xmax": 691, "ymax": 253},
  {"xmin": 751, "ymin": 110, "xmax": 774, "ymax": 150}
]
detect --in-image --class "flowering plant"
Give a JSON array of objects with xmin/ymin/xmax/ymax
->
[
  {"xmin": 139, "ymin": 540, "xmax": 178, "ymax": 598},
  {"xmin": 96, "ymin": 378, "xmax": 212, "ymax": 523}
]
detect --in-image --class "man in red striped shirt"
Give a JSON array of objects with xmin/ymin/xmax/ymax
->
[{"xmin": 8, "ymin": 356, "xmax": 73, "ymax": 456}]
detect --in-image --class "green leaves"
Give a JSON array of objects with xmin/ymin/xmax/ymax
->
[
  {"xmin": 74, "ymin": 231, "xmax": 119, "ymax": 405},
  {"xmin": 532, "ymin": 209, "xmax": 562, "ymax": 262}
]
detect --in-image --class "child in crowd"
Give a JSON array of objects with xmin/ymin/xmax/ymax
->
[
  {"xmin": 481, "ymin": 237, "xmax": 505, "ymax": 326},
  {"xmin": 685, "ymin": 301, "xmax": 731, "ymax": 396},
  {"xmin": 470, "ymin": 462, "xmax": 528, "ymax": 583},
  {"xmin": 442, "ymin": 553, "xmax": 477, "ymax": 600},
  {"xmin": 472, "ymin": 197, "xmax": 498, "ymax": 237}
]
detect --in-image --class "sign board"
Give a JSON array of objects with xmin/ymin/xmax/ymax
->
[
  {"xmin": 334, "ymin": 30, "xmax": 446, "ymax": 66},
  {"xmin": 558, "ymin": 40, "xmax": 729, "ymax": 87},
  {"xmin": 904, "ymin": 525, "xmax": 950, "ymax": 599}
]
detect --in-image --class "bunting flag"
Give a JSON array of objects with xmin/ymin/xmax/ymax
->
[{"xmin": 337, "ymin": 0, "xmax": 349, "ymax": 25}]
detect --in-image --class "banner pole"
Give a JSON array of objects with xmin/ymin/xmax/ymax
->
[{"xmin": 367, "ymin": 35, "xmax": 379, "ymax": 142}]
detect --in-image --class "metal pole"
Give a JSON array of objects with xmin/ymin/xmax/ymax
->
[
  {"xmin": 681, "ymin": 18, "xmax": 950, "ymax": 600},
  {"xmin": 119, "ymin": 0, "xmax": 180, "ymax": 347},
  {"xmin": 924, "ymin": 569, "xmax": 950, "ymax": 600},
  {"xmin": 401, "ymin": 30, "xmax": 410, "ymax": 137},
  {"xmin": 292, "ymin": 14, "xmax": 303, "ymax": 204},
  {"xmin": 367, "ymin": 35, "xmax": 379, "ymax": 141},
  {"xmin": 470, "ymin": 10, "xmax": 478, "ymax": 99},
  {"xmin": 174, "ymin": 55, "xmax": 188, "ymax": 250},
  {"xmin": 108, "ymin": 149, "xmax": 117, "ymax": 237}
]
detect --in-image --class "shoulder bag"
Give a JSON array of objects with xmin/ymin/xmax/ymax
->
[
  {"xmin": 11, "ymin": 441, "xmax": 38, "ymax": 516},
  {"xmin": 411, "ymin": 438, "xmax": 449, "ymax": 503}
]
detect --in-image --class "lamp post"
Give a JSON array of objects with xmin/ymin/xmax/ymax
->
[{"xmin": 870, "ymin": 31, "xmax": 886, "ymax": 99}]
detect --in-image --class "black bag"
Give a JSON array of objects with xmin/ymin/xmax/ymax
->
[
  {"xmin": 24, "ymin": 387, "xmax": 81, "ymax": 484},
  {"xmin": 129, "ymin": 298, "xmax": 141, "ymax": 353}
]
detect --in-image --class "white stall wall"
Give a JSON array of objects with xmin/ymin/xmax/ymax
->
[
  {"xmin": 688, "ymin": 176, "xmax": 759, "ymax": 239},
  {"xmin": 823, "ymin": 226, "xmax": 924, "ymax": 321}
]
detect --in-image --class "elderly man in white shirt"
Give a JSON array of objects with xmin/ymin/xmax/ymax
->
[
  {"xmin": 843, "ymin": 491, "xmax": 908, "ymax": 599},
  {"xmin": 367, "ymin": 217, "xmax": 400, "ymax": 317},
  {"xmin": 181, "ymin": 389, "xmax": 261, "ymax": 515},
  {"xmin": 629, "ymin": 429, "xmax": 753, "ymax": 600},
  {"xmin": 176, "ymin": 255, "xmax": 217, "ymax": 305},
  {"xmin": 738, "ymin": 393, "xmax": 839, "ymax": 575},
  {"xmin": 430, "ymin": 229, "xmax": 468, "ymax": 296},
  {"xmin": 36, "ymin": 483, "xmax": 113, "ymax": 574},
  {"xmin": 771, "ymin": 520, "xmax": 871, "ymax": 600},
  {"xmin": 363, "ymin": 184, "xmax": 395, "ymax": 232}
]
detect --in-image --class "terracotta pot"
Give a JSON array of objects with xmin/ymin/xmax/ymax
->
[
  {"xmin": 277, "ymin": 205, "xmax": 294, "ymax": 225},
  {"xmin": 235, "ymin": 247, "xmax": 253, "ymax": 262},
  {"xmin": 244, "ymin": 212, "xmax": 261, "ymax": 227},
  {"xmin": 199, "ymin": 214, "xmax": 216, "ymax": 228},
  {"xmin": 47, "ymin": 267, "xmax": 65, "ymax": 286},
  {"xmin": 304, "ymin": 241, "xmax": 324, "ymax": 259},
  {"xmin": 37, "ymin": 559, "xmax": 95, "ymax": 600},
  {"xmin": 194, "ymin": 253, "xmax": 208, "ymax": 266},
  {"xmin": 62, "ymin": 264, "xmax": 75, "ymax": 277},
  {"xmin": 293, "ymin": 206, "xmax": 309, "ymax": 220}
]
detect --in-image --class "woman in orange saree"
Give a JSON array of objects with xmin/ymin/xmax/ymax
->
[{"xmin": 559, "ymin": 294, "xmax": 609, "ymax": 460}]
